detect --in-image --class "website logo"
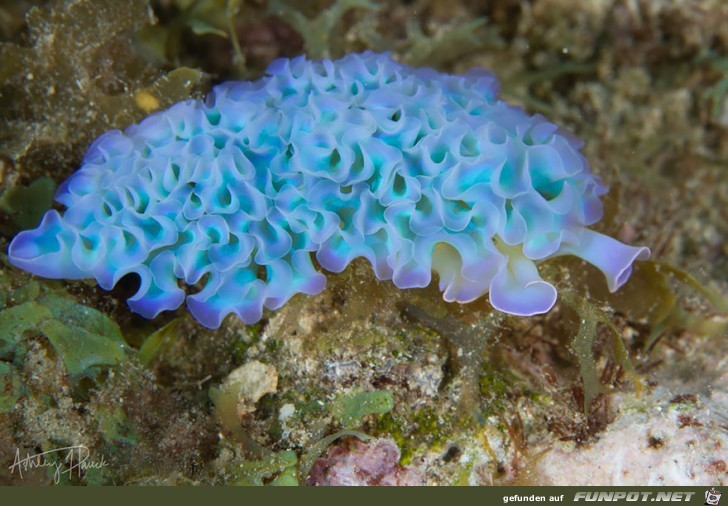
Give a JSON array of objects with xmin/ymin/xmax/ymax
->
[{"xmin": 706, "ymin": 489, "xmax": 722, "ymax": 506}]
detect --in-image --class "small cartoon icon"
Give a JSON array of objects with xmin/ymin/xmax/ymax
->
[{"xmin": 706, "ymin": 488, "xmax": 722, "ymax": 506}]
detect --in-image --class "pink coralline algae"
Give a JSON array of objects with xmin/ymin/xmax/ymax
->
[
  {"xmin": 308, "ymin": 438, "xmax": 424, "ymax": 486},
  {"xmin": 7, "ymin": 52, "xmax": 649, "ymax": 328}
]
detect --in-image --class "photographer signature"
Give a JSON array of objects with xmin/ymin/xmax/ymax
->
[{"xmin": 9, "ymin": 445, "xmax": 109, "ymax": 484}]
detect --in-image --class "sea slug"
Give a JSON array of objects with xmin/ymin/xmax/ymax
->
[{"xmin": 7, "ymin": 52, "xmax": 650, "ymax": 329}]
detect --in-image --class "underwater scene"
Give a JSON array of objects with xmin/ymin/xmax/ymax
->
[{"xmin": 0, "ymin": 0, "xmax": 726, "ymax": 486}]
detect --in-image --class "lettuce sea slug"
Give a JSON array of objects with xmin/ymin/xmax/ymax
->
[{"xmin": 7, "ymin": 52, "xmax": 649, "ymax": 329}]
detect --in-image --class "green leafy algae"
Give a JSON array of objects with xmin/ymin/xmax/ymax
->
[
  {"xmin": 561, "ymin": 293, "xmax": 610, "ymax": 412},
  {"xmin": 137, "ymin": 317, "xmax": 183, "ymax": 367},
  {"xmin": 400, "ymin": 18, "xmax": 499, "ymax": 68},
  {"xmin": 231, "ymin": 450, "xmax": 298, "ymax": 486},
  {"xmin": 0, "ymin": 176, "xmax": 55, "ymax": 230},
  {"xmin": 331, "ymin": 389, "xmax": 394, "ymax": 429},
  {"xmin": 267, "ymin": 0, "xmax": 377, "ymax": 58},
  {"xmin": 0, "ymin": 294, "xmax": 127, "ymax": 378}
]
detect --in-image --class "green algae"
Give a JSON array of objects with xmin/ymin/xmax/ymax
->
[
  {"xmin": 0, "ymin": 272, "xmax": 151, "ymax": 484},
  {"xmin": 212, "ymin": 382, "xmax": 395, "ymax": 485},
  {"xmin": 135, "ymin": 0, "xmax": 238, "ymax": 67},
  {"xmin": 561, "ymin": 294, "xmax": 609, "ymax": 412},
  {"xmin": 332, "ymin": 389, "xmax": 394, "ymax": 429},
  {"xmin": 137, "ymin": 317, "xmax": 183, "ymax": 367},
  {"xmin": 0, "ymin": 293, "xmax": 127, "ymax": 378},
  {"xmin": 400, "ymin": 18, "xmax": 499, "ymax": 68},
  {"xmin": 297, "ymin": 429, "xmax": 372, "ymax": 480},
  {"xmin": 572, "ymin": 258, "xmax": 728, "ymax": 353},
  {"xmin": 0, "ymin": 176, "xmax": 55, "ymax": 231},
  {"xmin": 219, "ymin": 392, "xmax": 382, "ymax": 485},
  {"xmin": 478, "ymin": 363, "xmax": 514, "ymax": 417},
  {"xmin": 226, "ymin": 429, "xmax": 374, "ymax": 486},
  {"xmin": 230, "ymin": 449, "xmax": 299, "ymax": 486},
  {"xmin": 267, "ymin": 0, "xmax": 377, "ymax": 59},
  {"xmin": 374, "ymin": 406, "xmax": 453, "ymax": 466},
  {"xmin": 0, "ymin": 266, "xmax": 118, "ymax": 376}
]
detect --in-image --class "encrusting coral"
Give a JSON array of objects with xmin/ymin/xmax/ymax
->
[{"xmin": 7, "ymin": 52, "xmax": 649, "ymax": 328}]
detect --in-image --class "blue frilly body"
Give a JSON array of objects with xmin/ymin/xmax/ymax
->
[{"xmin": 8, "ymin": 52, "xmax": 649, "ymax": 328}]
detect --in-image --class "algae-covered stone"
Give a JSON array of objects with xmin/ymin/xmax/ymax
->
[{"xmin": 0, "ymin": 0, "xmax": 206, "ymax": 175}]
